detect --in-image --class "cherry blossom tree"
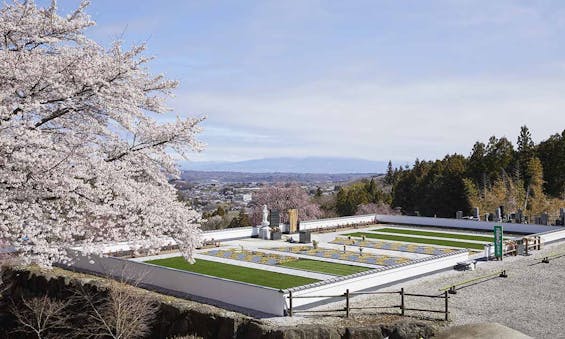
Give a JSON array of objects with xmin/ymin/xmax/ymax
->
[
  {"xmin": 355, "ymin": 202, "xmax": 398, "ymax": 215},
  {"xmin": 0, "ymin": 1, "xmax": 203, "ymax": 266},
  {"xmin": 250, "ymin": 184, "xmax": 322, "ymax": 224}
]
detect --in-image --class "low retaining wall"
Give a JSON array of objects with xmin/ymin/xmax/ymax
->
[
  {"xmin": 538, "ymin": 228, "xmax": 565, "ymax": 244},
  {"xmin": 201, "ymin": 227, "xmax": 253, "ymax": 241},
  {"xmin": 299, "ymin": 215, "xmax": 377, "ymax": 230},
  {"xmin": 374, "ymin": 215, "xmax": 557, "ymax": 234},
  {"xmin": 284, "ymin": 250, "xmax": 469, "ymax": 310},
  {"xmin": 67, "ymin": 251, "xmax": 286, "ymax": 316}
]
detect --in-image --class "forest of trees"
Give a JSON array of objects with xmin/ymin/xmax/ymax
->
[
  {"xmin": 202, "ymin": 127, "xmax": 564, "ymax": 229},
  {"xmin": 388, "ymin": 126, "xmax": 565, "ymax": 220}
]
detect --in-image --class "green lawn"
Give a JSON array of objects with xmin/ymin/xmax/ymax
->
[
  {"xmin": 278, "ymin": 259, "xmax": 371, "ymax": 276},
  {"xmin": 371, "ymin": 228, "xmax": 494, "ymax": 242},
  {"xmin": 345, "ymin": 232, "xmax": 486, "ymax": 250},
  {"xmin": 146, "ymin": 257, "xmax": 319, "ymax": 289}
]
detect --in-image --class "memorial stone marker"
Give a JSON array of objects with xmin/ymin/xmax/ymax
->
[
  {"xmin": 269, "ymin": 209, "xmax": 280, "ymax": 228},
  {"xmin": 472, "ymin": 207, "xmax": 480, "ymax": 219},
  {"xmin": 516, "ymin": 209, "xmax": 524, "ymax": 223}
]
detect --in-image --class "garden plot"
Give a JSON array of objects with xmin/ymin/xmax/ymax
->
[
  {"xmin": 370, "ymin": 227, "xmax": 496, "ymax": 242},
  {"xmin": 267, "ymin": 245, "xmax": 411, "ymax": 266},
  {"xmin": 345, "ymin": 231, "xmax": 486, "ymax": 250},
  {"xmin": 330, "ymin": 236, "xmax": 460, "ymax": 255},
  {"xmin": 201, "ymin": 248, "xmax": 370, "ymax": 276},
  {"xmin": 145, "ymin": 256, "xmax": 319, "ymax": 289}
]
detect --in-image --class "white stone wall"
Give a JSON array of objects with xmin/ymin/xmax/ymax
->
[
  {"xmin": 298, "ymin": 214, "xmax": 377, "ymax": 230},
  {"xmin": 201, "ymin": 227, "xmax": 253, "ymax": 241},
  {"xmin": 285, "ymin": 250, "xmax": 469, "ymax": 310},
  {"xmin": 375, "ymin": 214, "xmax": 558, "ymax": 234},
  {"xmin": 67, "ymin": 251, "xmax": 286, "ymax": 316}
]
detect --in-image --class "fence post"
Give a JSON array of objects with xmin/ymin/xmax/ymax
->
[
  {"xmin": 345, "ymin": 289, "xmax": 350, "ymax": 318},
  {"xmin": 289, "ymin": 291, "xmax": 293, "ymax": 317},
  {"xmin": 444, "ymin": 291, "xmax": 449, "ymax": 321},
  {"xmin": 400, "ymin": 288, "xmax": 405, "ymax": 316}
]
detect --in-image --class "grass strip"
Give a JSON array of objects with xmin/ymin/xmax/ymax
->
[
  {"xmin": 372, "ymin": 228, "xmax": 494, "ymax": 242},
  {"xmin": 146, "ymin": 257, "xmax": 319, "ymax": 289},
  {"xmin": 345, "ymin": 232, "xmax": 486, "ymax": 250},
  {"xmin": 278, "ymin": 259, "xmax": 371, "ymax": 276}
]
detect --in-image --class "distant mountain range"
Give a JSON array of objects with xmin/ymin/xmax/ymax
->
[
  {"xmin": 181, "ymin": 157, "xmax": 388, "ymax": 174},
  {"xmin": 180, "ymin": 171, "xmax": 378, "ymax": 184}
]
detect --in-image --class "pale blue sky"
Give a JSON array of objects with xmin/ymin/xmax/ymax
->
[{"xmin": 53, "ymin": 1, "xmax": 565, "ymax": 165}]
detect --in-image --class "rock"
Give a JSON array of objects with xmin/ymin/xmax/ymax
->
[{"xmin": 435, "ymin": 322, "xmax": 532, "ymax": 339}]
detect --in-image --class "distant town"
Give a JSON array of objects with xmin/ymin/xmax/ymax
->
[{"xmin": 173, "ymin": 170, "xmax": 378, "ymax": 213}]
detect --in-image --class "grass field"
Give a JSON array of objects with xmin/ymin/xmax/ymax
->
[
  {"xmin": 145, "ymin": 257, "xmax": 319, "ymax": 289},
  {"xmin": 346, "ymin": 232, "xmax": 486, "ymax": 250},
  {"xmin": 279, "ymin": 259, "xmax": 371, "ymax": 276},
  {"xmin": 372, "ymin": 228, "xmax": 494, "ymax": 242}
]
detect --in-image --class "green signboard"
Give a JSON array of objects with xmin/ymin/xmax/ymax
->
[{"xmin": 494, "ymin": 225, "xmax": 503, "ymax": 258}]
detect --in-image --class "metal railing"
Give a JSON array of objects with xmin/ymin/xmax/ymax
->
[{"xmin": 287, "ymin": 288, "xmax": 449, "ymax": 321}]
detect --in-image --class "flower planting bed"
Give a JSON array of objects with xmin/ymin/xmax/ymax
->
[
  {"xmin": 202, "ymin": 249, "xmax": 370, "ymax": 276},
  {"xmin": 344, "ymin": 232, "xmax": 485, "ymax": 250},
  {"xmin": 370, "ymin": 227, "xmax": 495, "ymax": 242},
  {"xmin": 267, "ymin": 245, "xmax": 411, "ymax": 266},
  {"xmin": 331, "ymin": 236, "xmax": 460, "ymax": 255},
  {"xmin": 145, "ymin": 256, "xmax": 319, "ymax": 289}
]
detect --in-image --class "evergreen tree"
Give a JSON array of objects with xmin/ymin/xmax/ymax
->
[
  {"xmin": 537, "ymin": 130, "xmax": 565, "ymax": 198},
  {"xmin": 315, "ymin": 187, "xmax": 323, "ymax": 198},
  {"xmin": 517, "ymin": 125, "xmax": 535, "ymax": 187},
  {"xmin": 384, "ymin": 161, "xmax": 394, "ymax": 185},
  {"xmin": 228, "ymin": 209, "xmax": 251, "ymax": 228}
]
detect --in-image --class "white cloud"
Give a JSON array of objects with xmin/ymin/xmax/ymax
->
[{"xmin": 173, "ymin": 72, "xmax": 565, "ymax": 162}]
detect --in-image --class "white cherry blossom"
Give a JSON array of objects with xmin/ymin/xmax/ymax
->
[{"xmin": 0, "ymin": 1, "xmax": 203, "ymax": 266}]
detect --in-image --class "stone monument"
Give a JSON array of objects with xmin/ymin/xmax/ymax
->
[
  {"xmin": 472, "ymin": 207, "xmax": 480, "ymax": 220},
  {"xmin": 516, "ymin": 209, "xmax": 524, "ymax": 223},
  {"xmin": 495, "ymin": 208, "xmax": 502, "ymax": 222},
  {"xmin": 259, "ymin": 204, "xmax": 271, "ymax": 240}
]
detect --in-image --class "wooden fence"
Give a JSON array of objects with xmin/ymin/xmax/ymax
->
[{"xmin": 287, "ymin": 288, "xmax": 449, "ymax": 321}]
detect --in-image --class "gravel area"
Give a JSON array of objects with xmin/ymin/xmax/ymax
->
[{"xmin": 291, "ymin": 241, "xmax": 565, "ymax": 338}]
